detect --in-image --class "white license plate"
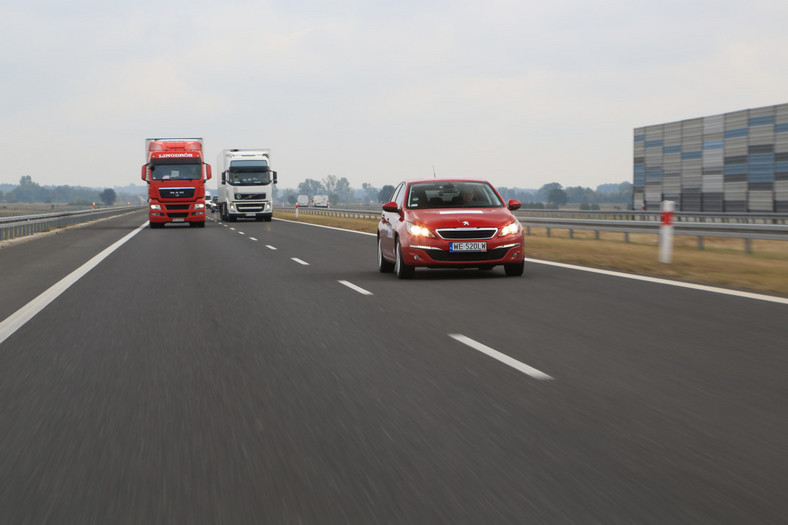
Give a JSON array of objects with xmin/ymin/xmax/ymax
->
[
  {"xmin": 245, "ymin": 213, "xmax": 256, "ymax": 217},
  {"xmin": 172, "ymin": 218, "xmax": 184, "ymax": 223},
  {"xmin": 450, "ymin": 242, "xmax": 487, "ymax": 252}
]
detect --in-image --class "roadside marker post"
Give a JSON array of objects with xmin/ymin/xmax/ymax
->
[{"xmin": 659, "ymin": 200, "xmax": 675, "ymax": 264}]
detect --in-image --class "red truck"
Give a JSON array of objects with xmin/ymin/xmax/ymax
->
[{"xmin": 141, "ymin": 138, "xmax": 212, "ymax": 228}]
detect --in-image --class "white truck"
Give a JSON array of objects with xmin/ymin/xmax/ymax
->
[
  {"xmin": 217, "ymin": 149, "xmax": 277, "ymax": 222},
  {"xmin": 312, "ymin": 194, "xmax": 329, "ymax": 207}
]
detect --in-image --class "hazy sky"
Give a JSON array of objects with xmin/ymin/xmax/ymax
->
[{"xmin": 2, "ymin": 0, "xmax": 787, "ymax": 192}]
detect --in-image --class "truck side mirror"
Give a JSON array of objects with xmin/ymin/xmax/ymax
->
[
  {"xmin": 221, "ymin": 171, "xmax": 226, "ymax": 184},
  {"xmin": 204, "ymin": 163, "xmax": 212, "ymax": 181},
  {"xmin": 272, "ymin": 171, "xmax": 278, "ymax": 184},
  {"xmin": 141, "ymin": 164, "xmax": 149, "ymax": 183}
]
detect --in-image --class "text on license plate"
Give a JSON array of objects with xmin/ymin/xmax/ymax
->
[
  {"xmin": 450, "ymin": 242, "xmax": 487, "ymax": 252},
  {"xmin": 172, "ymin": 218, "xmax": 184, "ymax": 222}
]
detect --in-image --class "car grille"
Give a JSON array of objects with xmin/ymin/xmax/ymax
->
[
  {"xmin": 428, "ymin": 247, "xmax": 509, "ymax": 262},
  {"xmin": 436, "ymin": 228, "xmax": 498, "ymax": 240},
  {"xmin": 159, "ymin": 188, "xmax": 195, "ymax": 199}
]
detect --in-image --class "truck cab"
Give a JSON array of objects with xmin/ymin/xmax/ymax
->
[{"xmin": 218, "ymin": 149, "xmax": 277, "ymax": 222}]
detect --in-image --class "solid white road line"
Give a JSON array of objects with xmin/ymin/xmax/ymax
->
[
  {"xmin": 449, "ymin": 334, "xmax": 554, "ymax": 381},
  {"xmin": 526, "ymin": 258, "xmax": 788, "ymax": 305},
  {"xmin": 292, "ymin": 258, "xmax": 310, "ymax": 265},
  {"xmin": 0, "ymin": 221, "xmax": 148, "ymax": 347},
  {"xmin": 338, "ymin": 280, "xmax": 373, "ymax": 295}
]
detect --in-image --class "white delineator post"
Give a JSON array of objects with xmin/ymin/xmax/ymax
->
[
  {"xmin": 659, "ymin": 200, "xmax": 675, "ymax": 264},
  {"xmin": 295, "ymin": 203, "xmax": 299, "ymax": 218}
]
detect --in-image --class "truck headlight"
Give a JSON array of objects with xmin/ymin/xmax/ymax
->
[
  {"xmin": 195, "ymin": 203, "xmax": 205, "ymax": 209},
  {"xmin": 150, "ymin": 204, "xmax": 161, "ymax": 210}
]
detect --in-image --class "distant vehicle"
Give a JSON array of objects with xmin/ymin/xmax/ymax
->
[
  {"xmin": 217, "ymin": 149, "xmax": 277, "ymax": 222},
  {"xmin": 204, "ymin": 191, "xmax": 213, "ymax": 210},
  {"xmin": 211, "ymin": 195, "xmax": 218, "ymax": 212},
  {"xmin": 141, "ymin": 138, "xmax": 212, "ymax": 228},
  {"xmin": 297, "ymin": 194, "xmax": 310, "ymax": 207},
  {"xmin": 313, "ymin": 195, "xmax": 329, "ymax": 208},
  {"xmin": 377, "ymin": 179, "xmax": 525, "ymax": 278}
]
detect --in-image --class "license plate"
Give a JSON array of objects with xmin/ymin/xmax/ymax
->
[
  {"xmin": 450, "ymin": 242, "xmax": 487, "ymax": 252},
  {"xmin": 172, "ymin": 218, "xmax": 184, "ymax": 223},
  {"xmin": 245, "ymin": 213, "xmax": 256, "ymax": 217}
]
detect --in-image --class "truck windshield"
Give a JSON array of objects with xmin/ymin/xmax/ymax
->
[
  {"xmin": 150, "ymin": 162, "xmax": 201, "ymax": 181},
  {"xmin": 228, "ymin": 160, "xmax": 270, "ymax": 185}
]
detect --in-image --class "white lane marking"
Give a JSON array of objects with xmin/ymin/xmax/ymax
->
[
  {"xmin": 274, "ymin": 218, "xmax": 376, "ymax": 236},
  {"xmin": 526, "ymin": 258, "xmax": 788, "ymax": 306},
  {"xmin": 265, "ymin": 245, "xmax": 277, "ymax": 250},
  {"xmin": 292, "ymin": 258, "xmax": 310, "ymax": 265},
  {"xmin": 338, "ymin": 280, "xmax": 373, "ymax": 295},
  {"xmin": 0, "ymin": 222, "xmax": 148, "ymax": 347},
  {"xmin": 230, "ymin": 227, "xmax": 236, "ymax": 231},
  {"xmin": 449, "ymin": 334, "xmax": 554, "ymax": 381},
  {"xmin": 250, "ymin": 237, "xmax": 258, "ymax": 241},
  {"xmin": 238, "ymin": 231, "xmax": 245, "ymax": 235}
]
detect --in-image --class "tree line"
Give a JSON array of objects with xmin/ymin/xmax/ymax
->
[
  {"xmin": 1, "ymin": 176, "xmax": 122, "ymax": 206},
  {"xmin": 279, "ymin": 177, "xmax": 633, "ymax": 208}
]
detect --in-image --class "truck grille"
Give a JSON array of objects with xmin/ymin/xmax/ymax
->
[
  {"xmin": 237, "ymin": 203, "xmax": 264, "ymax": 212},
  {"xmin": 237, "ymin": 194, "xmax": 266, "ymax": 200},
  {"xmin": 159, "ymin": 188, "xmax": 195, "ymax": 199},
  {"xmin": 165, "ymin": 205, "xmax": 190, "ymax": 210},
  {"xmin": 436, "ymin": 228, "xmax": 498, "ymax": 240}
]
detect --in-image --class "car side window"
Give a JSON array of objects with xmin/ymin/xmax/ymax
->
[{"xmin": 391, "ymin": 183, "xmax": 405, "ymax": 207}]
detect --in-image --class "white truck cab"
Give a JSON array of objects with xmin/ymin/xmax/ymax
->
[{"xmin": 217, "ymin": 149, "xmax": 277, "ymax": 222}]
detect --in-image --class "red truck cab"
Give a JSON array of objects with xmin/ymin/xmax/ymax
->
[{"xmin": 141, "ymin": 138, "xmax": 212, "ymax": 228}]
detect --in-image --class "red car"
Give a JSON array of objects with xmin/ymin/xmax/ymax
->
[{"xmin": 377, "ymin": 179, "xmax": 525, "ymax": 278}]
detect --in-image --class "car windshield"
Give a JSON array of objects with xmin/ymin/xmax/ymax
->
[
  {"xmin": 228, "ymin": 160, "xmax": 271, "ymax": 185},
  {"xmin": 406, "ymin": 182, "xmax": 503, "ymax": 209},
  {"xmin": 150, "ymin": 162, "xmax": 201, "ymax": 181}
]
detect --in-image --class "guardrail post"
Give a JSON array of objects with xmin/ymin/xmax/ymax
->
[{"xmin": 659, "ymin": 200, "xmax": 675, "ymax": 263}]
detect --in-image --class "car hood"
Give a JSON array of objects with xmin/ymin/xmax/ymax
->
[{"xmin": 406, "ymin": 208, "xmax": 516, "ymax": 228}]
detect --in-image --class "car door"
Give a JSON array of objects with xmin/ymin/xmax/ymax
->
[{"xmin": 380, "ymin": 182, "xmax": 405, "ymax": 260}]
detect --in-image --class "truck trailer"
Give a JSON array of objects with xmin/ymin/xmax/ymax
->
[
  {"xmin": 141, "ymin": 138, "xmax": 212, "ymax": 228},
  {"xmin": 217, "ymin": 149, "xmax": 277, "ymax": 222}
]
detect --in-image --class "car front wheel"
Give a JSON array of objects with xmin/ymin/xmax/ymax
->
[
  {"xmin": 378, "ymin": 237, "xmax": 394, "ymax": 273},
  {"xmin": 395, "ymin": 239, "xmax": 415, "ymax": 279},
  {"xmin": 504, "ymin": 261, "xmax": 524, "ymax": 276}
]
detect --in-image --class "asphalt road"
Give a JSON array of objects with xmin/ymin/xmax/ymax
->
[{"xmin": 0, "ymin": 210, "xmax": 786, "ymax": 524}]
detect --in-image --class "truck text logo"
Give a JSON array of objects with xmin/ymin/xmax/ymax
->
[{"xmin": 158, "ymin": 153, "xmax": 196, "ymax": 158}]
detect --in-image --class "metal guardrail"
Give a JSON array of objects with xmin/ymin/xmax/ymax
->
[
  {"xmin": 0, "ymin": 206, "xmax": 146, "ymax": 242},
  {"xmin": 277, "ymin": 205, "xmax": 788, "ymax": 253}
]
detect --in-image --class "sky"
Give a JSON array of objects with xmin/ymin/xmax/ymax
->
[{"xmin": 2, "ymin": 0, "xmax": 788, "ymax": 192}]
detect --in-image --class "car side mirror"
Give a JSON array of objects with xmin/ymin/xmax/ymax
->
[
  {"xmin": 382, "ymin": 201, "xmax": 399, "ymax": 212},
  {"xmin": 508, "ymin": 199, "xmax": 521, "ymax": 211}
]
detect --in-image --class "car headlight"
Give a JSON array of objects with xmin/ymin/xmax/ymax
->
[
  {"xmin": 406, "ymin": 221, "xmax": 436, "ymax": 238},
  {"xmin": 195, "ymin": 203, "xmax": 205, "ymax": 209},
  {"xmin": 499, "ymin": 221, "xmax": 521, "ymax": 237},
  {"xmin": 150, "ymin": 204, "xmax": 161, "ymax": 210}
]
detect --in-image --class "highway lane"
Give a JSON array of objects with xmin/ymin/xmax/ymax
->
[{"xmin": 0, "ymin": 211, "xmax": 786, "ymax": 523}]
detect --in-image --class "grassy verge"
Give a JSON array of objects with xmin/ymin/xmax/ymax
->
[{"xmin": 274, "ymin": 210, "xmax": 788, "ymax": 296}]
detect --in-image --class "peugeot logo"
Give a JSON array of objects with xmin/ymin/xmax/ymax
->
[{"xmin": 462, "ymin": 221, "xmax": 470, "ymax": 226}]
